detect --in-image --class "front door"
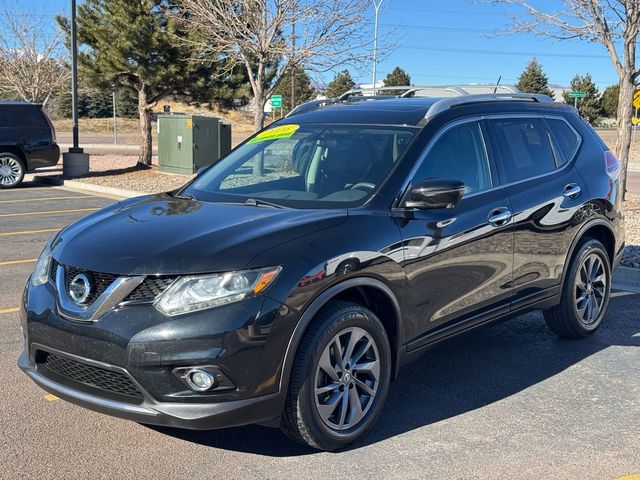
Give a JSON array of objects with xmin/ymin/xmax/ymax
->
[{"xmin": 396, "ymin": 119, "xmax": 514, "ymax": 350}]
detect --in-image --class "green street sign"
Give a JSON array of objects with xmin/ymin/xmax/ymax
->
[
  {"xmin": 568, "ymin": 91, "xmax": 587, "ymax": 98},
  {"xmin": 271, "ymin": 95, "xmax": 283, "ymax": 108}
]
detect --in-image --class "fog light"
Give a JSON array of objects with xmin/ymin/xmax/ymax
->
[{"xmin": 186, "ymin": 369, "xmax": 216, "ymax": 392}]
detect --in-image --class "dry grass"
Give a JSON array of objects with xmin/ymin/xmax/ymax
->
[{"xmin": 52, "ymin": 102, "xmax": 257, "ymax": 136}]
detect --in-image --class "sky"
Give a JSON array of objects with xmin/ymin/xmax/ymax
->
[{"xmin": 4, "ymin": 0, "xmax": 622, "ymax": 90}]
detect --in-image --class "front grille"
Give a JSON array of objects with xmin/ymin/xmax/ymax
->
[
  {"xmin": 64, "ymin": 266, "xmax": 117, "ymax": 304},
  {"xmin": 41, "ymin": 351, "xmax": 143, "ymax": 399},
  {"xmin": 49, "ymin": 258, "xmax": 59, "ymax": 284},
  {"xmin": 124, "ymin": 277, "xmax": 175, "ymax": 303}
]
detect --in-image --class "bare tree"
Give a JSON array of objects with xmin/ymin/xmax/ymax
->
[
  {"xmin": 491, "ymin": 0, "xmax": 640, "ymax": 197},
  {"xmin": 0, "ymin": 4, "xmax": 69, "ymax": 106},
  {"xmin": 176, "ymin": 0, "xmax": 377, "ymax": 130}
]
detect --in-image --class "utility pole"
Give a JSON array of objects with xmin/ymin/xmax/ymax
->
[
  {"xmin": 112, "ymin": 84, "xmax": 118, "ymax": 145},
  {"xmin": 63, "ymin": 0, "xmax": 90, "ymax": 177},
  {"xmin": 291, "ymin": 21, "xmax": 296, "ymax": 112},
  {"xmin": 371, "ymin": 0, "xmax": 383, "ymax": 95}
]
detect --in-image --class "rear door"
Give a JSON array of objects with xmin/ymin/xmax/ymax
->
[{"xmin": 484, "ymin": 115, "xmax": 586, "ymax": 309}]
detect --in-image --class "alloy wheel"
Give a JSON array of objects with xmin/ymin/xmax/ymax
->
[
  {"xmin": 314, "ymin": 326, "xmax": 380, "ymax": 431},
  {"xmin": 574, "ymin": 252, "xmax": 607, "ymax": 326},
  {"xmin": 0, "ymin": 156, "xmax": 23, "ymax": 187}
]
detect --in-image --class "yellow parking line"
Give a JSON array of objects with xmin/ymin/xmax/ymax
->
[
  {"xmin": 0, "ymin": 307, "xmax": 19, "ymax": 314},
  {"xmin": 44, "ymin": 394, "xmax": 59, "ymax": 402},
  {"xmin": 0, "ymin": 258, "xmax": 36, "ymax": 266},
  {"xmin": 0, "ymin": 208, "xmax": 97, "ymax": 218},
  {"xmin": 0, "ymin": 196, "xmax": 88, "ymax": 204},
  {"xmin": 0, "ymin": 228, "xmax": 60, "ymax": 237}
]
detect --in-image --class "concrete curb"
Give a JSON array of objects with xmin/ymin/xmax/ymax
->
[
  {"xmin": 33, "ymin": 175, "xmax": 141, "ymax": 199},
  {"xmin": 613, "ymin": 266, "xmax": 640, "ymax": 293}
]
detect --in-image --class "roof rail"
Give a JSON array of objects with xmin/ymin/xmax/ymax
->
[
  {"xmin": 424, "ymin": 93, "xmax": 554, "ymax": 120},
  {"xmin": 285, "ymin": 85, "xmax": 553, "ymax": 119}
]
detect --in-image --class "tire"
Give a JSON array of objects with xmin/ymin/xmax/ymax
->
[
  {"xmin": 281, "ymin": 300, "xmax": 392, "ymax": 451},
  {"xmin": 543, "ymin": 238, "xmax": 611, "ymax": 339},
  {"xmin": 0, "ymin": 153, "xmax": 25, "ymax": 188}
]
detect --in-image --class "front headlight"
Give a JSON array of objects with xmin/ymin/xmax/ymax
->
[
  {"xmin": 154, "ymin": 266, "xmax": 282, "ymax": 316},
  {"xmin": 31, "ymin": 241, "xmax": 53, "ymax": 287}
]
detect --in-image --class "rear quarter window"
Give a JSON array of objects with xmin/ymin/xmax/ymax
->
[
  {"xmin": 0, "ymin": 106, "xmax": 48, "ymax": 128},
  {"xmin": 546, "ymin": 118, "xmax": 581, "ymax": 162}
]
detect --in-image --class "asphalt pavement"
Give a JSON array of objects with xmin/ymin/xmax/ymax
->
[{"xmin": 0, "ymin": 182, "xmax": 638, "ymax": 479}]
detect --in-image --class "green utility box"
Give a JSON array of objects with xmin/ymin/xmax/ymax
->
[{"xmin": 157, "ymin": 114, "xmax": 232, "ymax": 174}]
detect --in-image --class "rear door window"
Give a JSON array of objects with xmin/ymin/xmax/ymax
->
[
  {"xmin": 546, "ymin": 118, "xmax": 580, "ymax": 162},
  {"xmin": 487, "ymin": 118, "xmax": 558, "ymax": 184}
]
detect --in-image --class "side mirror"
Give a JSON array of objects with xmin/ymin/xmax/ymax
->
[{"xmin": 405, "ymin": 179, "xmax": 465, "ymax": 209}]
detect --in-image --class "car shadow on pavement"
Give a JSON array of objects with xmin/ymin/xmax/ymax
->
[{"xmin": 148, "ymin": 292, "xmax": 640, "ymax": 456}]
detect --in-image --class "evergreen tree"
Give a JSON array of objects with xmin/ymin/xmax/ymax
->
[
  {"xmin": 381, "ymin": 67, "xmax": 411, "ymax": 95},
  {"xmin": 273, "ymin": 69, "xmax": 316, "ymax": 114},
  {"xmin": 326, "ymin": 70, "xmax": 355, "ymax": 98},
  {"xmin": 210, "ymin": 64, "xmax": 252, "ymax": 110},
  {"xmin": 58, "ymin": 0, "xmax": 216, "ymax": 165},
  {"xmin": 516, "ymin": 58, "xmax": 554, "ymax": 99},
  {"xmin": 563, "ymin": 74, "xmax": 602, "ymax": 124},
  {"xmin": 601, "ymin": 84, "xmax": 620, "ymax": 119}
]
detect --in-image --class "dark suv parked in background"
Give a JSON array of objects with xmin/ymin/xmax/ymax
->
[
  {"xmin": 18, "ymin": 93, "xmax": 623, "ymax": 451},
  {"xmin": 0, "ymin": 101, "xmax": 60, "ymax": 188}
]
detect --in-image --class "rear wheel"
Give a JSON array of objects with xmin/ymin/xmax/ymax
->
[
  {"xmin": 0, "ymin": 153, "xmax": 25, "ymax": 188},
  {"xmin": 281, "ymin": 301, "xmax": 391, "ymax": 451},
  {"xmin": 544, "ymin": 238, "xmax": 611, "ymax": 338}
]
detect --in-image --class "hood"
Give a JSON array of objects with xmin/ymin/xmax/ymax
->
[{"xmin": 52, "ymin": 194, "xmax": 346, "ymax": 275}]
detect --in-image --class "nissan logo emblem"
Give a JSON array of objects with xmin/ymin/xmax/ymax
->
[{"xmin": 69, "ymin": 273, "xmax": 92, "ymax": 304}]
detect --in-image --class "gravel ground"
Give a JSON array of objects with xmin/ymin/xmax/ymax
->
[
  {"xmin": 623, "ymin": 193, "xmax": 640, "ymax": 268},
  {"xmin": 35, "ymin": 154, "xmax": 194, "ymax": 193}
]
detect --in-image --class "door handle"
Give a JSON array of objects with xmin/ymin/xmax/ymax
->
[
  {"xmin": 563, "ymin": 184, "xmax": 582, "ymax": 199},
  {"xmin": 488, "ymin": 207, "xmax": 511, "ymax": 226}
]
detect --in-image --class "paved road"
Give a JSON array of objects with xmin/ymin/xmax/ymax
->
[{"xmin": 0, "ymin": 183, "xmax": 639, "ymax": 479}]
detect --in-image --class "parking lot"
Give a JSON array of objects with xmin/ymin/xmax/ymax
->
[{"xmin": 0, "ymin": 182, "xmax": 638, "ymax": 480}]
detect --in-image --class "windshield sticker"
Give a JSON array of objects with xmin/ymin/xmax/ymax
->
[{"xmin": 248, "ymin": 124, "xmax": 300, "ymax": 143}]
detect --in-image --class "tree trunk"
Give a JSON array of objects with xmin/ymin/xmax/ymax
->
[
  {"xmin": 615, "ymin": 75, "xmax": 634, "ymax": 199},
  {"xmin": 253, "ymin": 93, "xmax": 266, "ymax": 132},
  {"xmin": 138, "ymin": 87, "xmax": 153, "ymax": 166}
]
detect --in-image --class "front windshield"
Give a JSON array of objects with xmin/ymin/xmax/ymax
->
[{"xmin": 183, "ymin": 123, "xmax": 417, "ymax": 209}]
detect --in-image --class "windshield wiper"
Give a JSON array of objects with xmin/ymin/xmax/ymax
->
[
  {"xmin": 176, "ymin": 191, "xmax": 196, "ymax": 200},
  {"xmin": 243, "ymin": 198, "xmax": 286, "ymax": 209}
]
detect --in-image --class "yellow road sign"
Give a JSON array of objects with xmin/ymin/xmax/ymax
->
[
  {"xmin": 633, "ymin": 90, "xmax": 640, "ymax": 109},
  {"xmin": 632, "ymin": 116, "xmax": 640, "ymax": 125}
]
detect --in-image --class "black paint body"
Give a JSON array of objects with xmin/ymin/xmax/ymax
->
[
  {"xmin": 18, "ymin": 98, "xmax": 624, "ymax": 429},
  {"xmin": 0, "ymin": 102, "xmax": 60, "ymax": 170}
]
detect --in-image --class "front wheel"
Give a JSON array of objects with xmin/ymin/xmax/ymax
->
[
  {"xmin": 544, "ymin": 238, "xmax": 611, "ymax": 338},
  {"xmin": 281, "ymin": 301, "xmax": 391, "ymax": 451}
]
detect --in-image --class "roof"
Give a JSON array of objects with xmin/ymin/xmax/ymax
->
[
  {"xmin": 281, "ymin": 97, "xmax": 440, "ymax": 126},
  {"xmin": 0, "ymin": 101, "xmax": 40, "ymax": 107}
]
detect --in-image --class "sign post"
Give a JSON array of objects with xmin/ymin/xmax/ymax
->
[
  {"xmin": 632, "ymin": 91, "xmax": 640, "ymax": 144},
  {"xmin": 271, "ymin": 95, "xmax": 283, "ymax": 119},
  {"xmin": 568, "ymin": 90, "xmax": 586, "ymax": 109}
]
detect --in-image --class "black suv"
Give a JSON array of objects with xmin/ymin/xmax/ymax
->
[
  {"xmin": 18, "ymin": 94, "xmax": 624, "ymax": 450},
  {"xmin": 0, "ymin": 101, "xmax": 60, "ymax": 188}
]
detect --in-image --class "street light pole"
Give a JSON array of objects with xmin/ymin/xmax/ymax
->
[
  {"xmin": 63, "ymin": 0, "xmax": 89, "ymax": 178},
  {"xmin": 70, "ymin": 0, "xmax": 81, "ymax": 153},
  {"xmin": 371, "ymin": 0, "xmax": 383, "ymax": 96}
]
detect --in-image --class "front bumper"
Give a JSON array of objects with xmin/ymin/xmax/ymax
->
[
  {"xmin": 18, "ymin": 279, "xmax": 300, "ymax": 429},
  {"xmin": 18, "ymin": 348, "xmax": 283, "ymax": 429}
]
